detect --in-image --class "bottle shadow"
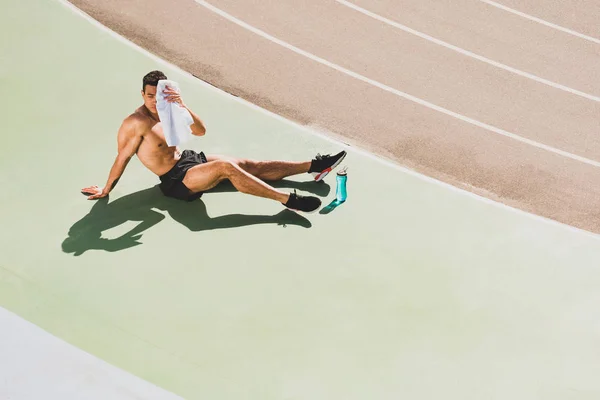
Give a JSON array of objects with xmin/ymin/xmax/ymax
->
[
  {"xmin": 62, "ymin": 179, "xmax": 329, "ymax": 256},
  {"xmin": 319, "ymin": 199, "xmax": 345, "ymax": 214}
]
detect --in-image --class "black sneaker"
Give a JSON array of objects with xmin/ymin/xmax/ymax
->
[
  {"xmin": 309, "ymin": 150, "xmax": 347, "ymax": 181},
  {"xmin": 283, "ymin": 191, "xmax": 322, "ymax": 213}
]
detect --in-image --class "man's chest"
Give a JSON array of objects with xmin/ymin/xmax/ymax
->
[{"xmin": 142, "ymin": 122, "xmax": 168, "ymax": 147}]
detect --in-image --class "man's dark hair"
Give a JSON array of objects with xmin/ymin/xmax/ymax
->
[{"xmin": 142, "ymin": 70, "xmax": 167, "ymax": 92}]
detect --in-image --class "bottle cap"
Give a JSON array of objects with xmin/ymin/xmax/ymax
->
[{"xmin": 337, "ymin": 166, "xmax": 348, "ymax": 176}]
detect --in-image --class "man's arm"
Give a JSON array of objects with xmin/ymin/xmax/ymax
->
[
  {"xmin": 185, "ymin": 105, "xmax": 207, "ymax": 137},
  {"xmin": 81, "ymin": 118, "xmax": 142, "ymax": 200}
]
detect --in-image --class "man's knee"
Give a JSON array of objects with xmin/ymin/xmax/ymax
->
[
  {"xmin": 236, "ymin": 159, "xmax": 260, "ymax": 174},
  {"xmin": 215, "ymin": 159, "xmax": 240, "ymax": 177}
]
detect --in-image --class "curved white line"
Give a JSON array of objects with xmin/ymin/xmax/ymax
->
[
  {"xmin": 337, "ymin": 0, "xmax": 600, "ymax": 102},
  {"xmin": 193, "ymin": 0, "xmax": 600, "ymax": 169},
  {"xmin": 480, "ymin": 0, "xmax": 600, "ymax": 45}
]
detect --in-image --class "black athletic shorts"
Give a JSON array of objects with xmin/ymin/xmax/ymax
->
[{"xmin": 159, "ymin": 149, "xmax": 207, "ymax": 201}]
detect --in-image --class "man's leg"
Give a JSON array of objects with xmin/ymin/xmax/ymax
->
[
  {"xmin": 183, "ymin": 159, "xmax": 289, "ymax": 202},
  {"xmin": 182, "ymin": 159, "xmax": 322, "ymax": 212},
  {"xmin": 205, "ymin": 150, "xmax": 347, "ymax": 182},
  {"xmin": 205, "ymin": 155, "xmax": 309, "ymax": 181}
]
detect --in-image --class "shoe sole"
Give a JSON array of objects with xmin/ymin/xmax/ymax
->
[
  {"xmin": 286, "ymin": 206, "xmax": 319, "ymax": 214},
  {"xmin": 311, "ymin": 152, "xmax": 347, "ymax": 182}
]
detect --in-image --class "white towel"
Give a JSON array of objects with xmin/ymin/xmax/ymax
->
[{"xmin": 156, "ymin": 79, "xmax": 194, "ymax": 147}]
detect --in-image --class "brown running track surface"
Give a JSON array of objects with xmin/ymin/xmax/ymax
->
[{"xmin": 67, "ymin": 0, "xmax": 600, "ymax": 234}]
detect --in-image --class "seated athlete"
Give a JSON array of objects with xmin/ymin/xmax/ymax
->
[{"xmin": 81, "ymin": 70, "xmax": 347, "ymax": 213}]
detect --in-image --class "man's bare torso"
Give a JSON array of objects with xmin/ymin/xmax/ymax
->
[{"xmin": 128, "ymin": 105, "xmax": 182, "ymax": 177}]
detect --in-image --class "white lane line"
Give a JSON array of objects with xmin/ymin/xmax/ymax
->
[
  {"xmin": 480, "ymin": 0, "xmax": 600, "ymax": 45},
  {"xmin": 193, "ymin": 0, "xmax": 600, "ymax": 169},
  {"xmin": 337, "ymin": 0, "xmax": 600, "ymax": 102}
]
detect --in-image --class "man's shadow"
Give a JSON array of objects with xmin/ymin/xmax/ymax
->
[{"xmin": 62, "ymin": 179, "xmax": 330, "ymax": 256}]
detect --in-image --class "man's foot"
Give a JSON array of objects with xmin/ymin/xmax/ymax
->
[
  {"xmin": 283, "ymin": 191, "xmax": 322, "ymax": 213},
  {"xmin": 309, "ymin": 150, "xmax": 347, "ymax": 181}
]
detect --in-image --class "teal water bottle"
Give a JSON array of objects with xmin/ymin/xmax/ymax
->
[{"xmin": 336, "ymin": 167, "xmax": 348, "ymax": 202}]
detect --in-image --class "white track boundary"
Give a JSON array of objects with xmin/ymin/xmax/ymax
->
[
  {"xmin": 192, "ymin": 0, "xmax": 600, "ymax": 169},
  {"xmin": 480, "ymin": 0, "xmax": 600, "ymax": 45},
  {"xmin": 337, "ymin": 0, "xmax": 599, "ymax": 102},
  {"xmin": 58, "ymin": 0, "xmax": 600, "ymax": 240}
]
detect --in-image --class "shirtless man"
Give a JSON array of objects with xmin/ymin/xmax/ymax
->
[{"xmin": 81, "ymin": 70, "xmax": 347, "ymax": 213}]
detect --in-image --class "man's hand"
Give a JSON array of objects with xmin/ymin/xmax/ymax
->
[
  {"xmin": 163, "ymin": 85, "xmax": 207, "ymax": 136},
  {"xmin": 163, "ymin": 86, "xmax": 186, "ymax": 108},
  {"xmin": 81, "ymin": 185, "xmax": 108, "ymax": 200}
]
